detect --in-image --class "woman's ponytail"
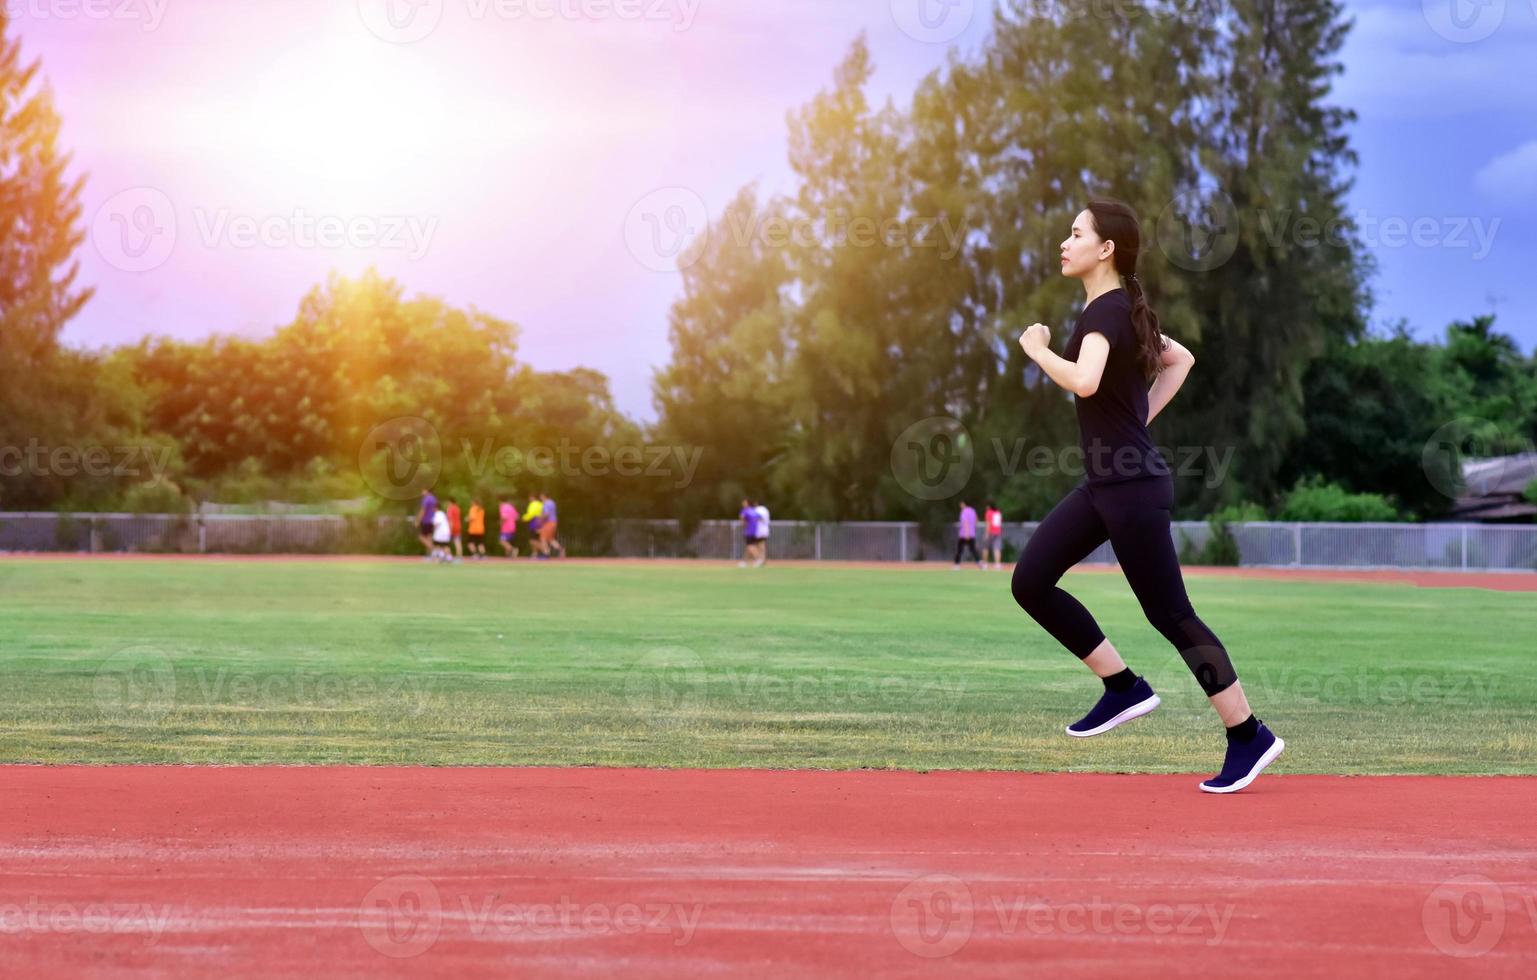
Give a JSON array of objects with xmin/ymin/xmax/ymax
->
[
  {"xmin": 1123, "ymin": 272, "xmax": 1163, "ymax": 382},
  {"xmin": 1085, "ymin": 200, "xmax": 1167, "ymax": 383}
]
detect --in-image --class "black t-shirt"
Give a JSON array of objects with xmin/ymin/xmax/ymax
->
[{"xmin": 1062, "ymin": 287, "xmax": 1171, "ymax": 484}]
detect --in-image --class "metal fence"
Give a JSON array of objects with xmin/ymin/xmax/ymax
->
[
  {"xmin": 2, "ymin": 512, "xmax": 1534, "ymax": 572},
  {"xmin": 0, "ymin": 513, "xmax": 408, "ymax": 556}
]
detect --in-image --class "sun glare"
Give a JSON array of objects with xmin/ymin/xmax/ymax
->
[
  {"xmin": 197, "ymin": 37, "xmax": 546, "ymax": 214},
  {"xmin": 246, "ymin": 41, "xmax": 451, "ymax": 203}
]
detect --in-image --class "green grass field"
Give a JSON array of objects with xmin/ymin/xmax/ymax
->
[{"xmin": 1, "ymin": 557, "xmax": 1533, "ymax": 773}]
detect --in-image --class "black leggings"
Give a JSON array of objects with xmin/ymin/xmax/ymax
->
[
  {"xmin": 955, "ymin": 537, "xmax": 981, "ymax": 564},
  {"xmin": 1010, "ymin": 474, "xmax": 1238, "ymax": 696}
]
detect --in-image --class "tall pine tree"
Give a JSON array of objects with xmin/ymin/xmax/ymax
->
[{"xmin": 0, "ymin": 16, "xmax": 137, "ymax": 509}]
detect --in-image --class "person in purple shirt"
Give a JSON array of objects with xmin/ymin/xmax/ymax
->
[
  {"xmin": 539, "ymin": 493, "xmax": 566, "ymax": 558},
  {"xmin": 417, "ymin": 489, "xmax": 438, "ymax": 559},
  {"xmin": 738, "ymin": 498, "xmax": 761, "ymax": 567},
  {"xmin": 953, "ymin": 499, "xmax": 983, "ymax": 570}
]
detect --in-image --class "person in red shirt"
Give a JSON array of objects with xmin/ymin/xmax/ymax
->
[
  {"xmin": 984, "ymin": 501, "xmax": 1004, "ymax": 570},
  {"xmin": 447, "ymin": 499, "xmax": 463, "ymax": 560}
]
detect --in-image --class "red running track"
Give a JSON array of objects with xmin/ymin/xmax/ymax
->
[{"xmin": 1, "ymin": 768, "xmax": 1534, "ymax": 978}]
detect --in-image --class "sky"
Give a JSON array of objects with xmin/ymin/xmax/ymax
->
[{"xmin": 13, "ymin": 0, "xmax": 1537, "ymax": 421}]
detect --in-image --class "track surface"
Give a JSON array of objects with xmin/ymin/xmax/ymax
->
[{"xmin": 2, "ymin": 768, "xmax": 1534, "ymax": 977}]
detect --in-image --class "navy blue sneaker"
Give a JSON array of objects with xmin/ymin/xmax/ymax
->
[
  {"xmin": 1199, "ymin": 722, "xmax": 1285, "ymax": 794},
  {"xmin": 1065, "ymin": 678, "xmax": 1161, "ymax": 737}
]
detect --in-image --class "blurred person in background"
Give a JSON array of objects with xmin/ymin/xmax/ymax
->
[
  {"xmin": 431, "ymin": 507, "xmax": 453, "ymax": 564},
  {"xmin": 498, "ymin": 495, "xmax": 519, "ymax": 558},
  {"xmin": 524, "ymin": 493, "xmax": 547, "ymax": 559},
  {"xmin": 447, "ymin": 498, "xmax": 463, "ymax": 560},
  {"xmin": 738, "ymin": 497, "xmax": 760, "ymax": 568},
  {"xmin": 752, "ymin": 500, "xmax": 770, "ymax": 567},
  {"xmin": 467, "ymin": 498, "xmax": 488, "ymax": 560},
  {"xmin": 984, "ymin": 501, "xmax": 1004, "ymax": 570},
  {"xmin": 417, "ymin": 489, "xmax": 438, "ymax": 561},
  {"xmin": 540, "ymin": 493, "xmax": 566, "ymax": 558},
  {"xmin": 953, "ymin": 499, "xmax": 983, "ymax": 570}
]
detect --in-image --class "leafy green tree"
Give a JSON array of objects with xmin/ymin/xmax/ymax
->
[
  {"xmin": 918, "ymin": 1, "xmax": 1218, "ymax": 518},
  {"xmin": 654, "ymin": 3, "xmax": 1369, "ymax": 523},
  {"xmin": 123, "ymin": 269, "xmax": 644, "ymax": 524},
  {"xmin": 0, "ymin": 18, "xmax": 142, "ymax": 509},
  {"xmin": 776, "ymin": 37, "xmax": 973, "ymax": 519},
  {"xmin": 1279, "ymin": 322, "xmax": 1457, "ymax": 519},
  {"xmin": 651, "ymin": 186, "xmax": 794, "ymax": 521},
  {"xmin": 1158, "ymin": 0, "xmax": 1371, "ymax": 515},
  {"xmin": 1439, "ymin": 314, "xmax": 1537, "ymax": 443}
]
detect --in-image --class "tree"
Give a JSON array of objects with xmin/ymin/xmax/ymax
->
[
  {"xmin": 0, "ymin": 16, "xmax": 141, "ymax": 509},
  {"xmin": 1440, "ymin": 314, "xmax": 1537, "ymax": 441},
  {"xmin": 651, "ymin": 1, "xmax": 1370, "ymax": 522},
  {"xmin": 917, "ymin": 0, "xmax": 1218, "ymax": 518},
  {"xmin": 123, "ymin": 269, "xmax": 645, "ymax": 518},
  {"xmin": 1165, "ymin": 0, "xmax": 1371, "ymax": 514},
  {"xmin": 777, "ymin": 38, "xmax": 939, "ymax": 519},
  {"xmin": 651, "ymin": 186, "xmax": 794, "ymax": 521},
  {"xmin": 1278, "ymin": 322, "xmax": 1456, "ymax": 519},
  {"xmin": 0, "ymin": 21, "xmax": 90, "ymax": 369}
]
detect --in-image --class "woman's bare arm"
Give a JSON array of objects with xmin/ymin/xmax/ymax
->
[
  {"xmin": 1021, "ymin": 327, "xmax": 1110, "ymax": 398},
  {"xmin": 1146, "ymin": 336, "xmax": 1195, "ymax": 425}
]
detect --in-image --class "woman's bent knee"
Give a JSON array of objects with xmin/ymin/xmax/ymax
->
[{"xmin": 1011, "ymin": 562, "xmax": 1051, "ymax": 610}]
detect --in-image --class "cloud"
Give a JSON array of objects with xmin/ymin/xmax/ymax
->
[
  {"xmin": 1474, "ymin": 139, "xmax": 1537, "ymax": 203},
  {"xmin": 1334, "ymin": 2, "xmax": 1537, "ymax": 120}
]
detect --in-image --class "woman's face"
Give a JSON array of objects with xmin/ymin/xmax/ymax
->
[{"xmin": 1059, "ymin": 209, "xmax": 1110, "ymax": 279}]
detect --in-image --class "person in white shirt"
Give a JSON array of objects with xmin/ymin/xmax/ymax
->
[
  {"xmin": 431, "ymin": 508, "xmax": 453, "ymax": 563},
  {"xmin": 753, "ymin": 501, "xmax": 770, "ymax": 567}
]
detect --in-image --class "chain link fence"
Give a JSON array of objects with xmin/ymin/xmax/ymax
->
[{"xmin": 1, "ymin": 513, "xmax": 1533, "ymax": 571}]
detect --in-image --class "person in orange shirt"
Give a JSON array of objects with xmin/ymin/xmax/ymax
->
[{"xmin": 466, "ymin": 498, "xmax": 487, "ymax": 560}]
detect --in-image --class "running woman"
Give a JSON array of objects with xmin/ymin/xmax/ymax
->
[{"xmin": 1011, "ymin": 198, "xmax": 1283, "ymax": 794}]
